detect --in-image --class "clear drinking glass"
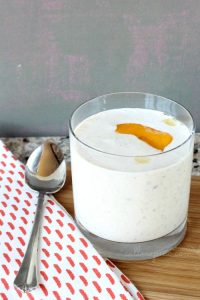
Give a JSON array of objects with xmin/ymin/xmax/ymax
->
[{"xmin": 69, "ymin": 92, "xmax": 195, "ymax": 260}]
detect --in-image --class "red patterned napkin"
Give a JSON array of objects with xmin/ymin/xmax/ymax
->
[{"xmin": 0, "ymin": 142, "xmax": 144, "ymax": 300}]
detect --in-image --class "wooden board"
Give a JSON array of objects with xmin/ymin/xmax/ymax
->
[{"xmin": 55, "ymin": 167, "xmax": 200, "ymax": 300}]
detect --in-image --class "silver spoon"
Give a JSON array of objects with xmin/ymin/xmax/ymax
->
[{"xmin": 14, "ymin": 141, "xmax": 66, "ymax": 292}]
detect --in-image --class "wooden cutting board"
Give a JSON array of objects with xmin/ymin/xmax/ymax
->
[{"xmin": 55, "ymin": 167, "xmax": 200, "ymax": 300}]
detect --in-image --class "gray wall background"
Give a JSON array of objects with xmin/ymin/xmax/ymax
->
[{"xmin": 0, "ymin": 0, "xmax": 199, "ymax": 136}]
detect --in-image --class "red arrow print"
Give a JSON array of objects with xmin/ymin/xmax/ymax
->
[
  {"xmin": 44, "ymin": 215, "xmax": 52, "ymax": 224},
  {"xmin": 27, "ymin": 292, "xmax": 34, "ymax": 300},
  {"xmin": 67, "ymin": 233, "xmax": 75, "ymax": 242},
  {"xmin": 3, "ymin": 145, "xmax": 9, "ymax": 151},
  {"xmin": 46, "ymin": 206, "xmax": 53, "ymax": 214},
  {"xmin": 53, "ymin": 291, "xmax": 62, "ymax": 300},
  {"xmin": 68, "ymin": 222, "xmax": 75, "ymax": 231},
  {"xmin": 92, "ymin": 255, "xmax": 101, "ymax": 266},
  {"xmin": 120, "ymin": 294, "xmax": 128, "ymax": 300},
  {"xmin": 21, "ymin": 216, "xmax": 28, "ymax": 224},
  {"xmin": 24, "ymin": 200, "xmax": 31, "ymax": 206},
  {"xmin": 67, "ymin": 245, "xmax": 75, "ymax": 254},
  {"xmin": 106, "ymin": 288, "xmax": 115, "ymax": 299},
  {"xmin": 16, "ymin": 188, "xmax": 22, "ymax": 195},
  {"xmin": 20, "ymin": 164, "xmax": 25, "ymax": 170},
  {"xmin": 106, "ymin": 259, "xmax": 115, "ymax": 268},
  {"xmin": 0, "ymin": 293, "xmax": 8, "ymax": 300},
  {"xmin": 26, "ymin": 192, "xmax": 32, "ymax": 199},
  {"xmin": 1, "ymin": 278, "xmax": 9, "ymax": 290},
  {"xmin": 55, "ymin": 241, "xmax": 62, "ymax": 250},
  {"xmin": 66, "ymin": 282, "xmax": 75, "ymax": 295},
  {"xmin": 8, "ymin": 170, "xmax": 14, "ymax": 175},
  {"xmin": 79, "ymin": 249, "xmax": 88, "ymax": 260},
  {"xmin": 53, "ymin": 276, "xmax": 61, "ymax": 288},
  {"xmin": 2, "ymin": 264, "xmax": 10, "ymax": 275},
  {"xmin": 7, "ymin": 177, "xmax": 13, "ymax": 183},
  {"xmin": 6, "ymin": 232, "xmax": 13, "ymax": 241},
  {"xmin": 54, "ymin": 264, "xmax": 62, "ymax": 274},
  {"xmin": 56, "ymin": 219, "xmax": 63, "ymax": 227},
  {"xmin": 16, "ymin": 248, "xmax": 24, "ymax": 257},
  {"xmin": 40, "ymin": 271, "xmax": 48, "ymax": 281},
  {"xmin": 79, "ymin": 275, "xmax": 88, "ymax": 286},
  {"xmin": 66, "ymin": 256, "xmax": 75, "ymax": 267},
  {"xmin": 15, "ymin": 259, "xmax": 21, "ymax": 267},
  {"xmin": 18, "ymin": 171, "xmax": 25, "ymax": 178},
  {"xmin": 79, "ymin": 289, "xmax": 89, "ymax": 300},
  {"xmin": 93, "ymin": 268, "xmax": 101, "ymax": 279},
  {"xmin": 8, "ymin": 222, "xmax": 15, "ymax": 230},
  {"xmin": 0, "ymin": 169, "xmax": 5, "ymax": 174},
  {"xmin": 92, "ymin": 281, "xmax": 102, "ymax": 293},
  {"xmin": 18, "ymin": 237, "xmax": 25, "ymax": 246},
  {"xmin": 1, "ymin": 161, "xmax": 6, "ymax": 167},
  {"xmin": 4, "ymin": 242, "xmax": 12, "ymax": 251},
  {"xmin": 2, "ymin": 201, "xmax": 7, "ymax": 207},
  {"xmin": 14, "ymin": 196, "xmax": 20, "ymax": 203},
  {"xmin": 19, "ymin": 226, "xmax": 26, "ymax": 235},
  {"xmin": 54, "ymin": 253, "xmax": 62, "ymax": 261},
  {"xmin": 4, "ymin": 194, "xmax": 9, "ymax": 200},
  {"xmin": 121, "ymin": 274, "xmax": 130, "ymax": 284},
  {"xmin": 5, "ymin": 185, "xmax": 11, "ymax": 192},
  {"xmin": 43, "ymin": 236, "xmax": 51, "ymax": 246},
  {"xmin": 43, "ymin": 225, "xmax": 51, "ymax": 234},
  {"xmin": 41, "ymin": 259, "xmax": 49, "ymax": 269},
  {"xmin": 39, "ymin": 284, "xmax": 48, "ymax": 296},
  {"xmin": 79, "ymin": 262, "xmax": 88, "ymax": 273},
  {"xmin": 137, "ymin": 291, "xmax": 145, "ymax": 300},
  {"xmin": 17, "ymin": 180, "xmax": 24, "ymax": 187},
  {"xmin": 15, "ymin": 287, "xmax": 22, "ymax": 297},
  {"xmin": 57, "ymin": 210, "xmax": 64, "ymax": 217},
  {"xmin": 47, "ymin": 199, "xmax": 54, "ymax": 205},
  {"xmin": 11, "ymin": 204, "xmax": 18, "ymax": 211},
  {"xmin": 106, "ymin": 273, "xmax": 115, "ymax": 285},
  {"xmin": 0, "ymin": 209, "xmax": 5, "ymax": 216},
  {"xmin": 79, "ymin": 238, "xmax": 88, "ymax": 248},
  {"xmin": 22, "ymin": 208, "xmax": 29, "ymax": 215},
  {"xmin": 9, "ymin": 212, "xmax": 16, "ymax": 220},
  {"xmin": 56, "ymin": 229, "xmax": 63, "ymax": 239},
  {"xmin": 10, "ymin": 162, "xmax": 16, "ymax": 168},
  {"xmin": 66, "ymin": 269, "xmax": 75, "ymax": 280},
  {"xmin": 42, "ymin": 248, "xmax": 50, "ymax": 257},
  {"xmin": 2, "ymin": 153, "xmax": 7, "ymax": 158}
]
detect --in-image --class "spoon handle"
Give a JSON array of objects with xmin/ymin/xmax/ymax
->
[{"xmin": 14, "ymin": 193, "xmax": 45, "ymax": 292}]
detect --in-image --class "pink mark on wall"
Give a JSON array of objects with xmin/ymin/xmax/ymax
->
[
  {"xmin": 65, "ymin": 55, "xmax": 91, "ymax": 86},
  {"xmin": 59, "ymin": 90, "xmax": 90, "ymax": 102},
  {"xmin": 123, "ymin": 10, "xmax": 190, "ymax": 83},
  {"xmin": 42, "ymin": 0, "xmax": 65, "ymax": 10}
]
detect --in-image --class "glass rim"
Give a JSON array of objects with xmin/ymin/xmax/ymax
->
[{"xmin": 69, "ymin": 92, "xmax": 195, "ymax": 158}]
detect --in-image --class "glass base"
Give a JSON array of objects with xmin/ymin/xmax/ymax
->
[{"xmin": 76, "ymin": 219, "xmax": 187, "ymax": 260}]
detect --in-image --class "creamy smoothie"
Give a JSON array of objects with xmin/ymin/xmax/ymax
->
[{"xmin": 70, "ymin": 108, "xmax": 193, "ymax": 243}]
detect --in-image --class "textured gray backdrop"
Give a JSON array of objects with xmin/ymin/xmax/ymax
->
[{"xmin": 0, "ymin": 0, "xmax": 199, "ymax": 136}]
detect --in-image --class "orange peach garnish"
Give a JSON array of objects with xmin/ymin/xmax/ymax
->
[{"xmin": 116, "ymin": 123, "xmax": 173, "ymax": 151}]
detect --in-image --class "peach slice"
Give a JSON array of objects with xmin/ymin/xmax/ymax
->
[{"xmin": 116, "ymin": 123, "xmax": 173, "ymax": 151}]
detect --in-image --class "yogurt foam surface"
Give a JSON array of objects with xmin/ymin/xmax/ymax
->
[{"xmin": 71, "ymin": 108, "xmax": 193, "ymax": 242}]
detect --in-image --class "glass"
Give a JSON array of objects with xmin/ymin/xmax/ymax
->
[{"xmin": 69, "ymin": 92, "xmax": 195, "ymax": 260}]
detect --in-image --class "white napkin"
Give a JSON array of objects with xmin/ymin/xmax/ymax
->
[{"xmin": 0, "ymin": 141, "xmax": 144, "ymax": 300}]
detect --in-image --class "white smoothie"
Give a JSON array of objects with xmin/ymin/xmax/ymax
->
[{"xmin": 70, "ymin": 108, "xmax": 193, "ymax": 242}]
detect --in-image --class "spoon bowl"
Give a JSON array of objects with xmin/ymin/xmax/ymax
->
[
  {"xmin": 14, "ymin": 141, "xmax": 66, "ymax": 292},
  {"xmin": 26, "ymin": 143, "xmax": 66, "ymax": 193}
]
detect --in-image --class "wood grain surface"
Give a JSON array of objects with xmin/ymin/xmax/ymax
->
[{"xmin": 55, "ymin": 167, "xmax": 200, "ymax": 300}]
